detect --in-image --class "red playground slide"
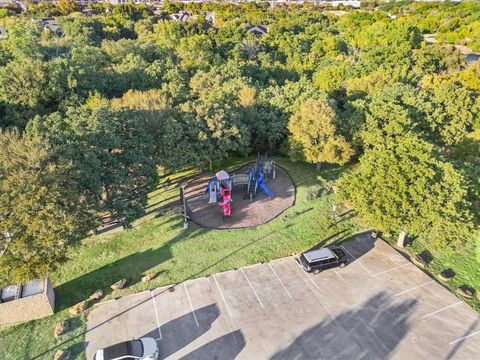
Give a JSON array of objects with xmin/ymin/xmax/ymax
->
[{"xmin": 218, "ymin": 188, "xmax": 231, "ymax": 217}]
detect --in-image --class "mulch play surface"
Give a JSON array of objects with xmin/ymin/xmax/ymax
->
[{"xmin": 184, "ymin": 164, "xmax": 295, "ymax": 229}]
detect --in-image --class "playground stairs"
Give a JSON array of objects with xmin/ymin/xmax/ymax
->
[{"xmin": 248, "ymin": 178, "xmax": 257, "ymax": 201}]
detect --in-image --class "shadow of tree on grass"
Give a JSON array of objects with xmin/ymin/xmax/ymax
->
[{"xmin": 55, "ymin": 226, "xmax": 208, "ymax": 311}]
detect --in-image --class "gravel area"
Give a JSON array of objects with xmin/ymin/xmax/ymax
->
[{"xmin": 184, "ymin": 164, "xmax": 295, "ymax": 229}]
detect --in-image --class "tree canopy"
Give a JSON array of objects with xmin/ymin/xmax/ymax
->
[
  {"xmin": 288, "ymin": 99, "xmax": 354, "ymax": 166},
  {"xmin": 0, "ymin": 1, "xmax": 479, "ymax": 283},
  {"xmin": 0, "ymin": 131, "xmax": 94, "ymax": 283},
  {"xmin": 338, "ymin": 133, "xmax": 473, "ymax": 250}
]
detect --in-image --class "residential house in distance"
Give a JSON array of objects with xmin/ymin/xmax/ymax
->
[
  {"xmin": 169, "ymin": 10, "xmax": 191, "ymax": 22},
  {"xmin": 82, "ymin": 8, "xmax": 94, "ymax": 17},
  {"xmin": 325, "ymin": 0, "xmax": 361, "ymax": 8},
  {"xmin": 0, "ymin": 27, "xmax": 8, "ymax": 41},
  {"xmin": 245, "ymin": 24, "xmax": 268, "ymax": 37},
  {"xmin": 203, "ymin": 11, "xmax": 215, "ymax": 23},
  {"xmin": 168, "ymin": 10, "xmax": 215, "ymax": 25},
  {"xmin": 107, "ymin": 0, "xmax": 152, "ymax": 4},
  {"xmin": 43, "ymin": 18, "xmax": 62, "ymax": 36},
  {"xmin": 31, "ymin": 17, "xmax": 62, "ymax": 36},
  {"xmin": 75, "ymin": 0, "xmax": 97, "ymax": 6}
]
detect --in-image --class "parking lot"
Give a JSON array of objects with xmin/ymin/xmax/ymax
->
[{"xmin": 85, "ymin": 233, "xmax": 480, "ymax": 359}]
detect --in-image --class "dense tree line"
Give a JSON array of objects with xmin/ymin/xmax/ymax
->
[{"xmin": 0, "ymin": 2, "xmax": 479, "ymax": 283}]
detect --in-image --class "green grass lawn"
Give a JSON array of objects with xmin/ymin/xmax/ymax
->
[
  {"xmin": 0, "ymin": 157, "xmax": 360, "ymax": 360},
  {"xmin": 383, "ymin": 235, "xmax": 480, "ymax": 312}
]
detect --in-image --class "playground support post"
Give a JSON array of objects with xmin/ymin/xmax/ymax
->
[{"xmin": 180, "ymin": 183, "xmax": 188, "ymax": 229}]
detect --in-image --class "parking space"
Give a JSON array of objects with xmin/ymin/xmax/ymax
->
[{"xmin": 85, "ymin": 233, "xmax": 480, "ymax": 360}]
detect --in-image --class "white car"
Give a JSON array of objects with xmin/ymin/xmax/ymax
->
[{"xmin": 93, "ymin": 337, "xmax": 159, "ymax": 360}]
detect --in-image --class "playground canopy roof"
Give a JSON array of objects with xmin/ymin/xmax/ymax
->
[{"xmin": 215, "ymin": 170, "xmax": 230, "ymax": 180}]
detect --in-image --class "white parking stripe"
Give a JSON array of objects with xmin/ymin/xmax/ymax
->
[
  {"xmin": 268, "ymin": 262, "xmax": 292, "ymax": 298},
  {"xmin": 241, "ymin": 268, "xmax": 264, "ymax": 307},
  {"xmin": 394, "ymin": 280, "xmax": 435, "ymax": 296},
  {"xmin": 341, "ymin": 246, "xmax": 374, "ymax": 277},
  {"xmin": 449, "ymin": 330, "xmax": 480, "ymax": 345},
  {"xmin": 372, "ymin": 262, "xmax": 411, "ymax": 277},
  {"xmin": 292, "ymin": 258, "xmax": 320, "ymax": 289},
  {"xmin": 290, "ymin": 261, "xmax": 335, "ymax": 321},
  {"xmin": 333, "ymin": 269, "xmax": 344, "ymax": 281},
  {"xmin": 150, "ymin": 290, "xmax": 163, "ymax": 340},
  {"xmin": 183, "ymin": 282, "xmax": 199, "ymax": 327},
  {"xmin": 213, "ymin": 274, "xmax": 233, "ymax": 317},
  {"xmin": 305, "ymin": 271, "xmax": 320, "ymax": 289},
  {"xmin": 422, "ymin": 301, "xmax": 463, "ymax": 319}
]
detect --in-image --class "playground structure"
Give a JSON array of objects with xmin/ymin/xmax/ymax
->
[
  {"xmin": 205, "ymin": 160, "xmax": 276, "ymax": 218},
  {"xmin": 185, "ymin": 161, "xmax": 294, "ymax": 229},
  {"xmin": 206, "ymin": 170, "xmax": 232, "ymax": 217},
  {"xmin": 247, "ymin": 160, "xmax": 275, "ymax": 201}
]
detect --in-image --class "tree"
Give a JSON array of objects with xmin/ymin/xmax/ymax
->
[
  {"xmin": 0, "ymin": 131, "xmax": 94, "ymax": 284},
  {"xmin": 358, "ymin": 83, "xmax": 429, "ymax": 147},
  {"xmin": 288, "ymin": 99, "xmax": 354, "ymax": 168},
  {"xmin": 0, "ymin": 59, "xmax": 47, "ymax": 109},
  {"xmin": 27, "ymin": 105, "xmax": 159, "ymax": 225},
  {"xmin": 239, "ymin": 38, "xmax": 260, "ymax": 61},
  {"xmin": 338, "ymin": 133, "xmax": 473, "ymax": 249},
  {"xmin": 314, "ymin": 63, "xmax": 349, "ymax": 95},
  {"xmin": 57, "ymin": 0, "xmax": 78, "ymax": 15},
  {"xmin": 181, "ymin": 99, "xmax": 250, "ymax": 169},
  {"xmin": 425, "ymin": 82, "xmax": 479, "ymax": 146},
  {"xmin": 0, "ymin": 57, "xmax": 71, "ymax": 129},
  {"xmin": 60, "ymin": 17, "xmax": 104, "ymax": 46},
  {"xmin": 69, "ymin": 44, "xmax": 109, "ymax": 95},
  {"xmin": 177, "ymin": 34, "xmax": 216, "ymax": 72},
  {"xmin": 25, "ymin": 3, "xmax": 60, "ymax": 18},
  {"xmin": 111, "ymin": 89, "xmax": 200, "ymax": 170},
  {"xmin": 2, "ymin": 21, "xmax": 43, "ymax": 60}
]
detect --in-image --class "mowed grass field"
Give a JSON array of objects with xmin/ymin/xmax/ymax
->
[{"xmin": 0, "ymin": 157, "xmax": 359, "ymax": 360}]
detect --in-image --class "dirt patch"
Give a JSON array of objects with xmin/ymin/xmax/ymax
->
[{"xmin": 184, "ymin": 164, "xmax": 295, "ymax": 229}]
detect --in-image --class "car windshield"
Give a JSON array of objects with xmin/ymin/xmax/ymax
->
[
  {"xmin": 103, "ymin": 340, "xmax": 143, "ymax": 359},
  {"xmin": 299, "ymin": 254, "xmax": 309, "ymax": 266},
  {"xmin": 128, "ymin": 340, "xmax": 144, "ymax": 357},
  {"xmin": 331, "ymin": 248, "xmax": 345, "ymax": 259}
]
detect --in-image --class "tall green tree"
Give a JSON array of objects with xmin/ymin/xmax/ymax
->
[
  {"xmin": 177, "ymin": 34, "xmax": 216, "ymax": 72},
  {"xmin": 181, "ymin": 99, "xmax": 250, "ymax": 169},
  {"xmin": 0, "ymin": 131, "xmax": 94, "ymax": 284},
  {"xmin": 111, "ymin": 89, "xmax": 200, "ymax": 170},
  {"xmin": 339, "ymin": 133, "xmax": 473, "ymax": 249},
  {"xmin": 288, "ymin": 99, "xmax": 354, "ymax": 168},
  {"xmin": 27, "ymin": 105, "xmax": 159, "ymax": 225},
  {"xmin": 0, "ymin": 58, "xmax": 70, "ymax": 129},
  {"xmin": 3, "ymin": 21, "xmax": 43, "ymax": 60},
  {"xmin": 57, "ymin": 0, "xmax": 78, "ymax": 15},
  {"xmin": 425, "ymin": 82, "xmax": 480, "ymax": 146}
]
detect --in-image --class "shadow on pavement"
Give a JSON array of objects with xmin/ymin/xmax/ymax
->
[
  {"xmin": 335, "ymin": 230, "xmax": 376, "ymax": 265},
  {"xmin": 141, "ymin": 304, "xmax": 221, "ymax": 359},
  {"xmin": 179, "ymin": 330, "xmax": 246, "ymax": 360},
  {"xmin": 270, "ymin": 291, "xmax": 417, "ymax": 360}
]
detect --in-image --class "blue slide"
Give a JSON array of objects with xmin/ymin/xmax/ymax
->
[{"xmin": 257, "ymin": 173, "xmax": 273, "ymax": 197}]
